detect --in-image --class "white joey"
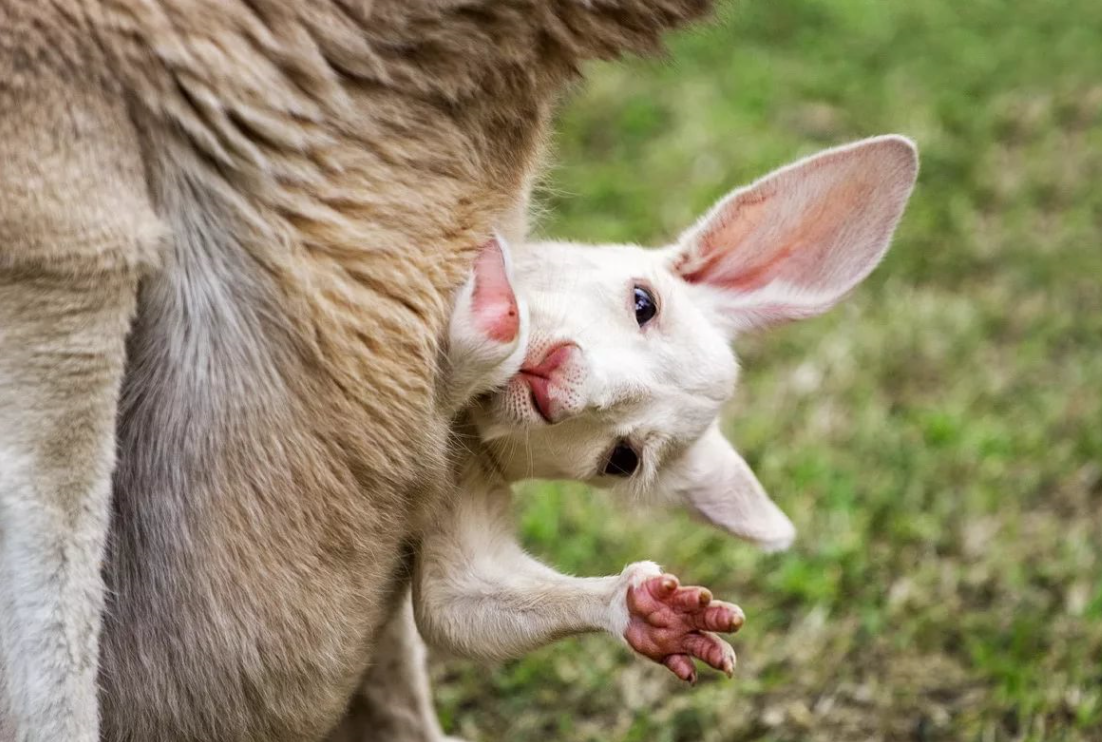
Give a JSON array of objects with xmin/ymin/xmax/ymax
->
[{"xmin": 421, "ymin": 135, "xmax": 920, "ymax": 682}]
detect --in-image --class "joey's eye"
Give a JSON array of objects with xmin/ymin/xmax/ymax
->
[
  {"xmin": 633, "ymin": 286, "xmax": 657, "ymax": 326},
  {"xmin": 603, "ymin": 443, "xmax": 639, "ymax": 477}
]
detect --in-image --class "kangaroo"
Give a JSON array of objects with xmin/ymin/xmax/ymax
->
[
  {"xmin": 0, "ymin": 2, "xmax": 713, "ymax": 741},
  {"xmin": 340, "ymin": 136, "xmax": 919, "ymax": 740}
]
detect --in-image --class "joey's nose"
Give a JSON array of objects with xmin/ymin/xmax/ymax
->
[{"xmin": 521, "ymin": 342, "xmax": 575, "ymax": 378}]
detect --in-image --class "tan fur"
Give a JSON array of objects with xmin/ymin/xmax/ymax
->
[
  {"xmin": 0, "ymin": 1, "xmax": 711, "ymax": 740},
  {"xmin": 0, "ymin": 47, "xmax": 161, "ymax": 741},
  {"xmin": 327, "ymin": 594, "xmax": 457, "ymax": 742}
]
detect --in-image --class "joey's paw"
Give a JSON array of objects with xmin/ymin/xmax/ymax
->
[{"xmin": 623, "ymin": 572, "xmax": 744, "ymax": 684}]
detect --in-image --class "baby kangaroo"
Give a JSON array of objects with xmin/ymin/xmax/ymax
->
[
  {"xmin": 340, "ymin": 136, "xmax": 918, "ymax": 741},
  {"xmin": 439, "ymin": 234, "xmax": 744, "ymax": 681},
  {"xmin": 421, "ymin": 135, "xmax": 920, "ymax": 680}
]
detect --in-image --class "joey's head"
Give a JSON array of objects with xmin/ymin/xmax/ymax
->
[{"xmin": 470, "ymin": 136, "xmax": 919, "ymax": 551}]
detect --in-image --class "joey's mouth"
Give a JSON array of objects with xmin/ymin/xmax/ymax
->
[
  {"xmin": 519, "ymin": 373, "xmax": 554, "ymax": 424},
  {"xmin": 511, "ymin": 342, "xmax": 579, "ymax": 426}
]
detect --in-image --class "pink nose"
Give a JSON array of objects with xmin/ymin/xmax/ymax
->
[
  {"xmin": 522, "ymin": 343, "xmax": 575, "ymax": 378},
  {"xmin": 520, "ymin": 343, "xmax": 578, "ymax": 423}
]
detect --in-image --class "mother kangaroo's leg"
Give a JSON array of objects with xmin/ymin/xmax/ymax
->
[
  {"xmin": 329, "ymin": 593, "xmax": 460, "ymax": 742},
  {"xmin": 0, "ymin": 65, "xmax": 160, "ymax": 741}
]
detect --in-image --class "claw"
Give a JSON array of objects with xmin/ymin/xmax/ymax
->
[
  {"xmin": 722, "ymin": 653, "xmax": 735, "ymax": 678},
  {"xmin": 728, "ymin": 606, "xmax": 745, "ymax": 632},
  {"xmin": 675, "ymin": 586, "xmax": 710, "ymax": 611}
]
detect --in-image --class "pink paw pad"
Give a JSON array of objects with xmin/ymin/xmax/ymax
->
[
  {"xmin": 624, "ymin": 574, "xmax": 744, "ymax": 684},
  {"xmin": 471, "ymin": 238, "xmax": 520, "ymax": 343}
]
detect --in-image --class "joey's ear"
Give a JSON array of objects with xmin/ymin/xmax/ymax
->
[
  {"xmin": 445, "ymin": 234, "xmax": 528, "ymax": 414},
  {"xmin": 468, "ymin": 233, "xmax": 521, "ymax": 344},
  {"xmin": 665, "ymin": 425, "xmax": 796, "ymax": 552},
  {"xmin": 671, "ymin": 135, "xmax": 918, "ymax": 333}
]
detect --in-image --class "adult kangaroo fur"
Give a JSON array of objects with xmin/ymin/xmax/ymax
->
[{"xmin": 0, "ymin": 2, "xmax": 711, "ymax": 741}]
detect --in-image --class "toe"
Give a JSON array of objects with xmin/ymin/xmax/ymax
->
[
  {"xmin": 642, "ymin": 574, "xmax": 679, "ymax": 600},
  {"xmin": 629, "ymin": 575, "xmax": 682, "ymax": 626},
  {"xmin": 682, "ymin": 632, "xmax": 736, "ymax": 676},
  {"xmin": 663, "ymin": 654, "xmax": 696, "ymax": 684},
  {"xmin": 694, "ymin": 601, "xmax": 745, "ymax": 634},
  {"xmin": 671, "ymin": 585, "xmax": 712, "ymax": 612}
]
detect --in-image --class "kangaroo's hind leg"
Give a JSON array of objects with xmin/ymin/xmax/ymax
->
[
  {"xmin": 0, "ymin": 65, "xmax": 160, "ymax": 742},
  {"xmin": 327, "ymin": 592, "xmax": 463, "ymax": 742}
]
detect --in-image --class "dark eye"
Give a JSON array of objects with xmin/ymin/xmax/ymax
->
[
  {"xmin": 633, "ymin": 285, "xmax": 657, "ymax": 326},
  {"xmin": 603, "ymin": 443, "xmax": 639, "ymax": 477}
]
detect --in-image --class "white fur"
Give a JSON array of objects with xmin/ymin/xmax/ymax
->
[
  {"xmin": 414, "ymin": 469, "xmax": 650, "ymax": 661},
  {"xmin": 416, "ymin": 136, "xmax": 918, "ymax": 664},
  {"xmin": 411, "ymin": 238, "xmax": 671, "ymax": 665},
  {"xmin": 472, "ymin": 135, "xmax": 919, "ymax": 542}
]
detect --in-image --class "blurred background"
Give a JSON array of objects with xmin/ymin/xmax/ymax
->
[{"xmin": 435, "ymin": 1, "xmax": 1102, "ymax": 739}]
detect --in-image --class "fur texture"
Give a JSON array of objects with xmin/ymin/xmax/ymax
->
[
  {"xmin": 0, "ymin": 1, "xmax": 711, "ymax": 741},
  {"xmin": 327, "ymin": 593, "xmax": 460, "ymax": 742}
]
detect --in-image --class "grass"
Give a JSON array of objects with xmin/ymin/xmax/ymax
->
[{"xmin": 434, "ymin": 1, "xmax": 1102, "ymax": 740}]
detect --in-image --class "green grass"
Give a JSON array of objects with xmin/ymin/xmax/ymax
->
[{"xmin": 435, "ymin": 1, "xmax": 1102, "ymax": 739}]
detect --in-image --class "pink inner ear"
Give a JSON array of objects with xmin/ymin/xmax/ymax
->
[
  {"xmin": 471, "ymin": 238, "xmax": 520, "ymax": 343},
  {"xmin": 679, "ymin": 190, "xmax": 775, "ymax": 291},
  {"xmin": 676, "ymin": 137, "xmax": 916, "ymax": 317},
  {"xmin": 686, "ymin": 176, "xmax": 881, "ymax": 295}
]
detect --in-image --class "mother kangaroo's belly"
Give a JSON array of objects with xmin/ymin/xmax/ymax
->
[{"xmin": 98, "ymin": 194, "xmax": 451, "ymax": 741}]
